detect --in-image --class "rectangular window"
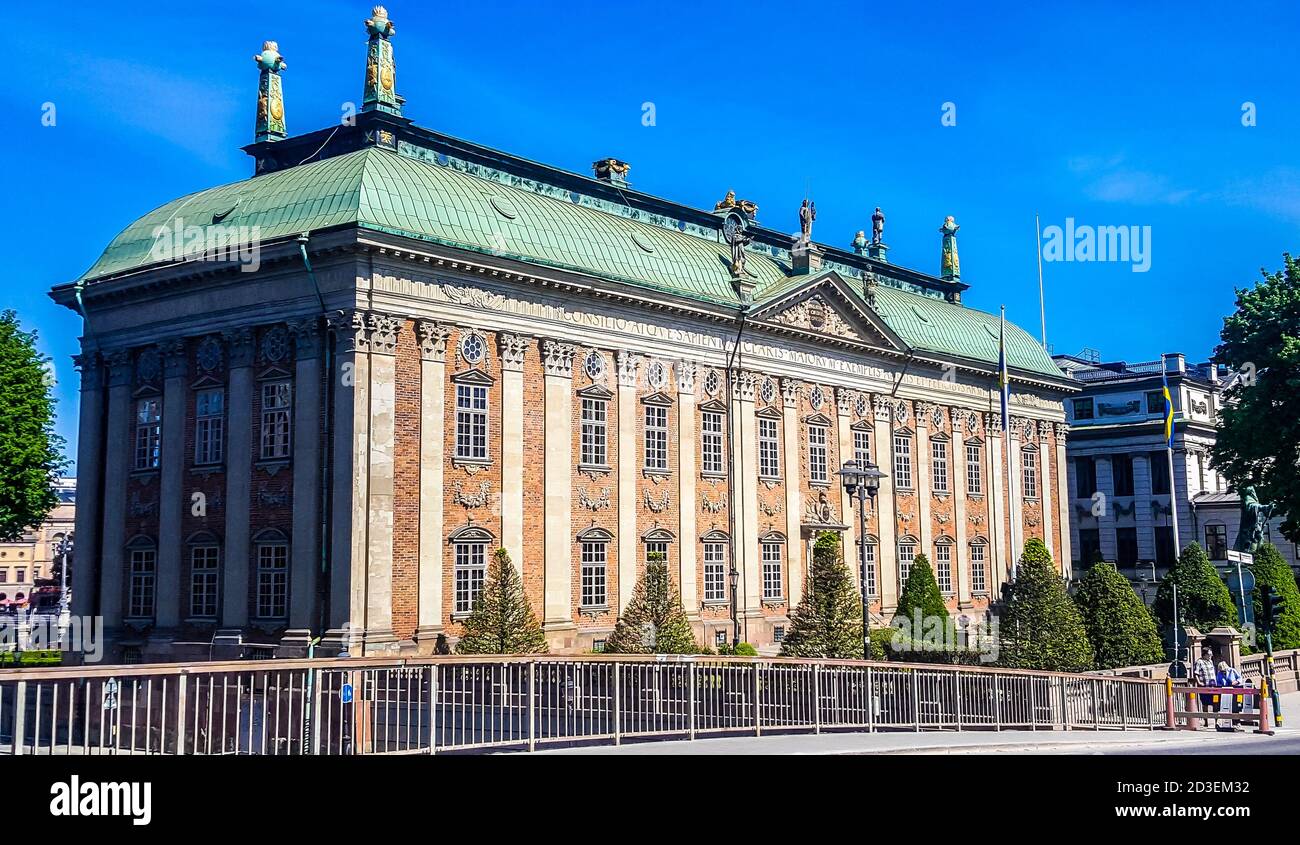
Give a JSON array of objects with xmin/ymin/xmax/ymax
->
[
  {"xmin": 1079, "ymin": 528, "xmax": 1102, "ymax": 567},
  {"xmin": 970, "ymin": 544, "xmax": 987, "ymax": 593},
  {"xmin": 853, "ymin": 429, "xmax": 871, "ymax": 467},
  {"xmin": 1149, "ymin": 451, "xmax": 1171, "ymax": 494},
  {"xmin": 894, "ymin": 435, "xmax": 913, "ymax": 489},
  {"xmin": 715, "ymin": 630, "xmax": 727, "ymax": 647},
  {"xmin": 758, "ymin": 418, "xmax": 780, "ymax": 478},
  {"xmin": 16, "ymin": 569, "xmax": 25, "ymax": 583},
  {"xmin": 1155, "ymin": 526, "xmax": 1175, "ymax": 569},
  {"xmin": 255, "ymin": 543, "xmax": 288, "ymax": 619},
  {"xmin": 455, "ymin": 384, "xmax": 489, "ymax": 461},
  {"xmin": 1116, "ymin": 527, "xmax": 1138, "ymax": 568},
  {"xmin": 645, "ymin": 541, "xmax": 668, "ymax": 566},
  {"xmin": 189, "ymin": 546, "xmax": 219, "ymax": 618},
  {"xmin": 701, "ymin": 411, "xmax": 724, "ymax": 474},
  {"xmin": 1205, "ymin": 525, "xmax": 1228, "ymax": 561},
  {"xmin": 1073, "ymin": 397, "xmax": 1094, "ymax": 420},
  {"xmin": 0, "ymin": 570, "xmax": 7, "ymax": 582},
  {"xmin": 454, "ymin": 542, "xmax": 487, "ymax": 614},
  {"xmin": 134, "ymin": 398, "xmax": 162, "ymax": 470},
  {"xmin": 935, "ymin": 544, "xmax": 953, "ymax": 594},
  {"xmin": 260, "ymin": 381, "xmax": 292, "ymax": 460},
  {"xmin": 966, "ymin": 443, "xmax": 983, "ymax": 495},
  {"xmin": 129, "ymin": 548, "xmax": 156, "ymax": 618},
  {"xmin": 773, "ymin": 625, "xmax": 785, "ymax": 643},
  {"xmin": 645, "ymin": 405, "xmax": 668, "ymax": 471},
  {"xmin": 580, "ymin": 398, "xmax": 608, "ymax": 466},
  {"xmin": 762, "ymin": 542, "xmax": 783, "ymax": 601},
  {"xmin": 1146, "ymin": 390, "xmax": 1166, "ymax": 415},
  {"xmin": 703, "ymin": 543, "xmax": 726, "ymax": 602},
  {"xmin": 861, "ymin": 542, "xmax": 877, "ymax": 597},
  {"xmin": 1112, "ymin": 454, "xmax": 1135, "ymax": 496},
  {"xmin": 581, "ymin": 543, "xmax": 608, "ymax": 607},
  {"xmin": 1022, "ymin": 448, "xmax": 1039, "ymax": 499},
  {"xmin": 898, "ymin": 543, "xmax": 916, "ymax": 587},
  {"xmin": 808, "ymin": 425, "xmax": 828, "ymax": 484},
  {"xmin": 194, "ymin": 388, "xmax": 225, "ymax": 466},
  {"xmin": 1075, "ymin": 456, "xmax": 1097, "ymax": 498},
  {"xmin": 931, "ymin": 440, "xmax": 949, "ymax": 493}
]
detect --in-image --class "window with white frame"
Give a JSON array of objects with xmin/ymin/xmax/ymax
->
[
  {"xmin": 898, "ymin": 541, "xmax": 916, "ymax": 586},
  {"xmin": 134, "ymin": 398, "xmax": 161, "ymax": 470},
  {"xmin": 854, "ymin": 429, "xmax": 871, "ymax": 467},
  {"xmin": 970, "ymin": 543, "xmax": 988, "ymax": 593},
  {"xmin": 645, "ymin": 540, "xmax": 669, "ymax": 565},
  {"xmin": 581, "ymin": 542, "xmax": 608, "ymax": 607},
  {"xmin": 966, "ymin": 443, "xmax": 983, "ymax": 495},
  {"xmin": 701, "ymin": 410, "xmax": 724, "ymax": 474},
  {"xmin": 861, "ymin": 540, "xmax": 877, "ymax": 597},
  {"xmin": 194, "ymin": 388, "xmax": 225, "ymax": 466},
  {"xmin": 1022, "ymin": 447, "xmax": 1039, "ymax": 499},
  {"xmin": 808, "ymin": 425, "xmax": 828, "ymax": 483},
  {"xmin": 931, "ymin": 439, "xmax": 949, "ymax": 492},
  {"xmin": 758, "ymin": 417, "xmax": 780, "ymax": 478},
  {"xmin": 762, "ymin": 541, "xmax": 783, "ymax": 600},
  {"xmin": 189, "ymin": 545, "xmax": 219, "ymax": 618},
  {"xmin": 455, "ymin": 384, "xmax": 489, "ymax": 461},
  {"xmin": 255, "ymin": 542, "xmax": 288, "ymax": 619},
  {"xmin": 454, "ymin": 542, "xmax": 487, "ymax": 614},
  {"xmin": 935, "ymin": 543, "xmax": 953, "ymax": 594},
  {"xmin": 703, "ymin": 542, "xmax": 726, "ymax": 602},
  {"xmin": 580, "ymin": 398, "xmax": 608, "ymax": 466},
  {"xmin": 260, "ymin": 381, "xmax": 292, "ymax": 460},
  {"xmin": 645, "ymin": 405, "xmax": 668, "ymax": 471},
  {"xmin": 893, "ymin": 435, "xmax": 913, "ymax": 489},
  {"xmin": 128, "ymin": 547, "xmax": 156, "ymax": 618}
]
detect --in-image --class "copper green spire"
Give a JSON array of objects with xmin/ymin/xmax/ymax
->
[
  {"xmin": 362, "ymin": 6, "xmax": 401, "ymax": 115},
  {"xmin": 253, "ymin": 40, "xmax": 287, "ymax": 142}
]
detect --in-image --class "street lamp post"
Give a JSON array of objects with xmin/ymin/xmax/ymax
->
[
  {"xmin": 55, "ymin": 533, "xmax": 74, "ymax": 646},
  {"xmin": 728, "ymin": 562, "xmax": 740, "ymax": 648},
  {"xmin": 839, "ymin": 459, "xmax": 886, "ymax": 661}
]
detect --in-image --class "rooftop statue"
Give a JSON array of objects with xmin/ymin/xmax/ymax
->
[
  {"xmin": 798, "ymin": 199, "xmax": 817, "ymax": 246},
  {"xmin": 940, "ymin": 215, "xmax": 960, "ymax": 280},
  {"xmin": 714, "ymin": 190, "xmax": 757, "ymax": 219},
  {"xmin": 715, "ymin": 190, "xmax": 736, "ymax": 212},
  {"xmin": 852, "ymin": 230, "xmax": 868, "ymax": 255},
  {"xmin": 872, "ymin": 206, "xmax": 885, "ymax": 244}
]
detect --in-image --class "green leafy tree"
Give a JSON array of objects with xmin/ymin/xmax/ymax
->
[
  {"xmin": 1153, "ymin": 542, "xmax": 1237, "ymax": 635},
  {"xmin": 998, "ymin": 538, "xmax": 1094, "ymax": 671},
  {"xmin": 0, "ymin": 311, "xmax": 65, "ymax": 542},
  {"xmin": 1074, "ymin": 561, "xmax": 1164, "ymax": 669},
  {"xmin": 893, "ymin": 553, "xmax": 950, "ymax": 629},
  {"xmin": 455, "ymin": 549, "xmax": 548, "ymax": 654},
  {"xmin": 1250, "ymin": 543, "xmax": 1300, "ymax": 650},
  {"xmin": 603, "ymin": 552, "xmax": 700, "ymax": 654},
  {"xmin": 780, "ymin": 532, "xmax": 864, "ymax": 659},
  {"xmin": 1210, "ymin": 253, "xmax": 1300, "ymax": 536}
]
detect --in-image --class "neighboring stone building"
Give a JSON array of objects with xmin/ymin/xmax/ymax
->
[
  {"xmin": 0, "ymin": 478, "xmax": 75, "ymax": 610},
  {"xmin": 53, "ymin": 11, "xmax": 1077, "ymax": 661},
  {"xmin": 1054, "ymin": 351, "xmax": 1294, "ymax": 587}
]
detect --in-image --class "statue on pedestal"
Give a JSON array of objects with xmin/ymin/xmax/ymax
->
[
  {"xmin": 253, "ymin": 41, "xmax": 287, "ymax": 143},
  {"xmin": 1233, "ymin": 485, "xmax": 1276, "ymax": 552},
  {"xmin": 940, "ymin": 215, "xmax": 960, "ymax": 280},
  {"xmin": 872, "ymin": 206, "xmax": 885, "ymax": 244},
  {"xmin": 797, "ymin": 199, "xmax": 816, "ymax": 246}
]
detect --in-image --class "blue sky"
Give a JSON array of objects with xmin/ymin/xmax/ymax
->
[{"xmin": 4, "ymin": 0, "xmax": 1298, "ymax": 468}]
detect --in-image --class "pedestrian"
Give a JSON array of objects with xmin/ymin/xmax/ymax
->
[
  {"xmin": 1216, "ymin": 660, "xmax": 1244, "ymax": 732},
  {"xmin": 1193, "ymin": 647, "xmax": 1217, "ymax": 721}
]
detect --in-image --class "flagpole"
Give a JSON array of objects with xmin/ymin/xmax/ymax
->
[
  {"xmin": 1035, "ymin": 214, "xmax": 1047, "ymax": 350},
  {"xmin": 1001, "ymin": 306, "xmax": 1020, "ymax": 581},
  {"xmin": 1162, "ymin": 358, "xmax": 1181, "ymax": 556}
]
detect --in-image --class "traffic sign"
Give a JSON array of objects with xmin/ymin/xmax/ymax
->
[
  {"xmin": 340, "ymin": 682, "xmax": 353, "ymax": 704},
  {"xmin": 102, "ymin": 678, "xmax": 119, "ymax": 711},
  {"xmin": 1227, "ymin": 550, "xmax": 1254, "ymax": 565}
]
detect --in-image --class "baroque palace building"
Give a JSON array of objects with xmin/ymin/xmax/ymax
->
[{"xmin": 53, "ymin": 8, "xmax": 1076, "ymax": 661}]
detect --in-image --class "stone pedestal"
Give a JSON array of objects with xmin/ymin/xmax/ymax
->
[
  {"xmin": 211, "ymin": 628, "xmax": 244, "ymax": 661},
  {"xmin": 867, "ymin": 241, "xmax": 889, "ymax": 263},
  {"xmin": 1205, "ymin": 626, "xmax": 1243, "ymax": 669}
]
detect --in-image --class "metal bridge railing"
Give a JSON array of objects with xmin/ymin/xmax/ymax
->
[{"xmin": 0, "ymin": 655, "xmax": 1163, "ymax": 755}]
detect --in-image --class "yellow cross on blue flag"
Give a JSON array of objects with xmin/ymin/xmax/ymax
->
[{"xmin": 1161, "ymin": 370, "xmax": 1174, "ymax": 447}]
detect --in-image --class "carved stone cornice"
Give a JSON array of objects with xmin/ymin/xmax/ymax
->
[
  {"xmin": 732, "ymin": 371, "xmax": 757, "ymax": 402},
  {"xmin": 366, "ymin": 312, "xmax": 402, "ymax": 356},
  {"xmin": 290, "ymin": 317, "xmax": 324, "ymax": 360},
  {"xmin": 105, "ymin": 349, "xmax": 134, "ymax": 388},
  {"xmin": 542, "ymin": 340, "xmax": 576, "ymax": 378},
  {"xmin": 674, "ymin": 359, "xmax": 695, "ymax": 394},
  {"xmin": 835, "ymin": 387, "xmax": 855, "ymax": 416},
  {"xmin": 327, "ymin": 311, "xmax": 369, "ymax": 355},
  {"xmin": 498, "ymin": 332, "xmax": 530, "ymax": 372},
  {"xmin": 1054, "ymin": 422, "xmax": 1070, "ymax": 440},
  {"xmin": 781, "ymin": 378, "xmax": 801, "ymax": 409},
  {"xmin": 74, "ymin": 350, "xmax": 104, "ymax": 392},
  {"xmin": 417, "ymin": 320, "xmax": 451, "ymax": 363},
  {"xmin": 612, "ymin": 351, "xmax": 639, "ymax": 389}
]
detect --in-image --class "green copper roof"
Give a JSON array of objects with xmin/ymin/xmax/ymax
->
[{"xmin": 78, "ymin": 145, "xmax": 1060, "ymax": 378}]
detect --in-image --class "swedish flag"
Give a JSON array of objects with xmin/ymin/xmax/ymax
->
[{"xmin": 1161, "ymin": 370, "xmax": 1174, "ymax": 447}]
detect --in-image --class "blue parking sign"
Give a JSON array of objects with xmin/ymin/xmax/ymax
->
[{"xmin": 341, "ymin": 682, "xmax": 353, "ymax": 704}]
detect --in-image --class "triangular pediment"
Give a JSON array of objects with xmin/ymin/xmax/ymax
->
[{"xmin": 750, "ymin": 271, "xmax": 905, "ymax": 351}]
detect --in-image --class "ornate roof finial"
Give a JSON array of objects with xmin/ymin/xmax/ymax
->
[
  {"xmin": 253, "ymin": 40, "xmax": 287, "ymax": 143},
  {"xmin": 940, "ymin": 215, "xmax": 961, "ymax": 280},
  {"xmin": 362, "ymin": 6, "xmax": 401, "ymax": 115}
]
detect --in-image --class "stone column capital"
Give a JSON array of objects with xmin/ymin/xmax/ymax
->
[
  {"xmin": 416, "ymin": 320, "xmax": 451, "ymax": 362},
  {"xmin": 873, "ymin": 394, "xmax": 892, "ymax": 423},
  {"xmin": 290, "ymin": 317, "xmax": 324, "ymax": 360},
  {"xmin": 781, "ymin": 378, "xmax": 801, "ymax": 409},
  {"xmin": 914, "ymin": 401, "xmax": 935, "ymax": 428},
  {"xmin": 835, "ymin": 387, "xmax": 855, "ymax": 416},
  {"xmin": 161, "ymin": 338, "xmax": 188, "ymax": 380},
  {"xmin": 74, "ymin": 350, "xmax": 104, "ymax": 392},
  {"xmin": 732, "ymin": 370, "xmax": 757, "ymax": 403},
  {"xmin": 542, "ymin": 339, "xmax": 576, "ymax": 378},
  {"xmin": 365, "ymin": 312, "xmax": 402, "ymax": 357},
  {"xmin": 498, "ymin": 332, "xmax": 531, "ymax": 372},
  {"xmin": 673, "ymin": 359, "xmax": 694, "ymax": 394},
  {"xmin": 983, "ymin": 411, "xmax": 1003, "ymax": 435},
  {"xmin": 223, "ymin": 326, "xmax": 258, "ymax": 368},
  {"xmin": 1054, "ymin": 421, "xmax": 1070, "ymax": 440},
  {"xmin": 105, "ymin": 349, "xmax": 134, "ymax": 387},
  {"xmin": 325, "ymin": 310, "xmax": 369, "ymax": 355}
]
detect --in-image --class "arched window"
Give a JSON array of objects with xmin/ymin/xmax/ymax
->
[
  {"xmin": 1021, "ymin": 446, "xmax": 1039, "ymax": 500},
  {"xmin": 577, "ymin": 527, "xmax": 614, "ymax": 609},
  {"xmin": 969, "ymin": 536, "xmax": 989, "ymax": 594},
  {"xmin": 934, "ymin": 536, "xmax": 955, "ymax": 595},
  {"xmin": 126, "ymin": 535, "xmax": 157, "ymax": 619},
  {"xmin": 252, "ymin": 528, "xmax": 289, "ymax": 620},
  {"xmin": 897, "ymin": 534, "xmax": 919, "ymax": 587},
  {"xmin": 858, "ymin": 533, "xmax": 879, "ymax": 597},
  {"xmin": 760, "ymin": 531, "xmax": 785, "ymax": 601},
  {"xmin": 449, "ymin": 524, "xmax": 495, "ymax": 614}
]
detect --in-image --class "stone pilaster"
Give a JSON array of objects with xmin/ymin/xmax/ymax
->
[
  {"xmin": 1008, "ymin": 416, "xmax": 1025, "ymax": 578},
  {"xmin": 985, "ymin": 412, "xmax": 1008, "ymax": 597},
  {"xmin": 222, "ymin": 328, "xmax": 256, "ymax": 631},
  {"xmin": 71, "ymin": 351, "xmax": 104, "ymax": 621},
  {"xmin": 835, "ymin": 388, "xmax": 856, "ymax": 557},
  {"xmin": 781, "ymin": 380, "xmax": 804, "ymax": 608},
  {"xmin": 362, "ymin": 312, "xmax": 401, "ymax": 654},
  {"xmin": 100, "ymin": 351, "xmax": 134, "ymax": 632},
  {"xmin": 914, "ymin": 401, "xmax": 933, "ymax": 555},
  {"xmin": 873, "ymin": 396, "xmax": 899, "ymax": 612},
  {"xmin": 416, "ymin": 321, "xmax": 450, "ymax": 646},
  {"xmin": 733, "ymin": 372, "xmax": 760, "ymax": 626},
  {"xmin": 617, "ymin": 351, "xmax": 642, "ymax": 612},
  {"xmin": 287, "ymin": 318, "xmax": 323, "ymax": 639},
  {"xmin": 676, "ymin": 356, "xmax": 696, "ymax": 611},
  {"xmin": 541, "ymin": 340, "xmax": 576, "ymax": 646},
  {"xmin": 1037, "ymin": 420, "xmax": 1055, "ymax": 560},
  {"xmin": 154, "ymin": 339, "xmax": 187, "ymax": 634},
  {"xmin": 952, "ymin": 408, "xmax": 971, "ymax": 607},
  {"xmin": 1096, "ymin": 455, "xmax": 1117, "ymax": 562},
  {"xmin": 499, "ymin": 333, "xmax": 530, "ymax": 575},
  {"xmin": 1054, "ymin": 423, "xmax": 1073, "ymax": 579}
]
